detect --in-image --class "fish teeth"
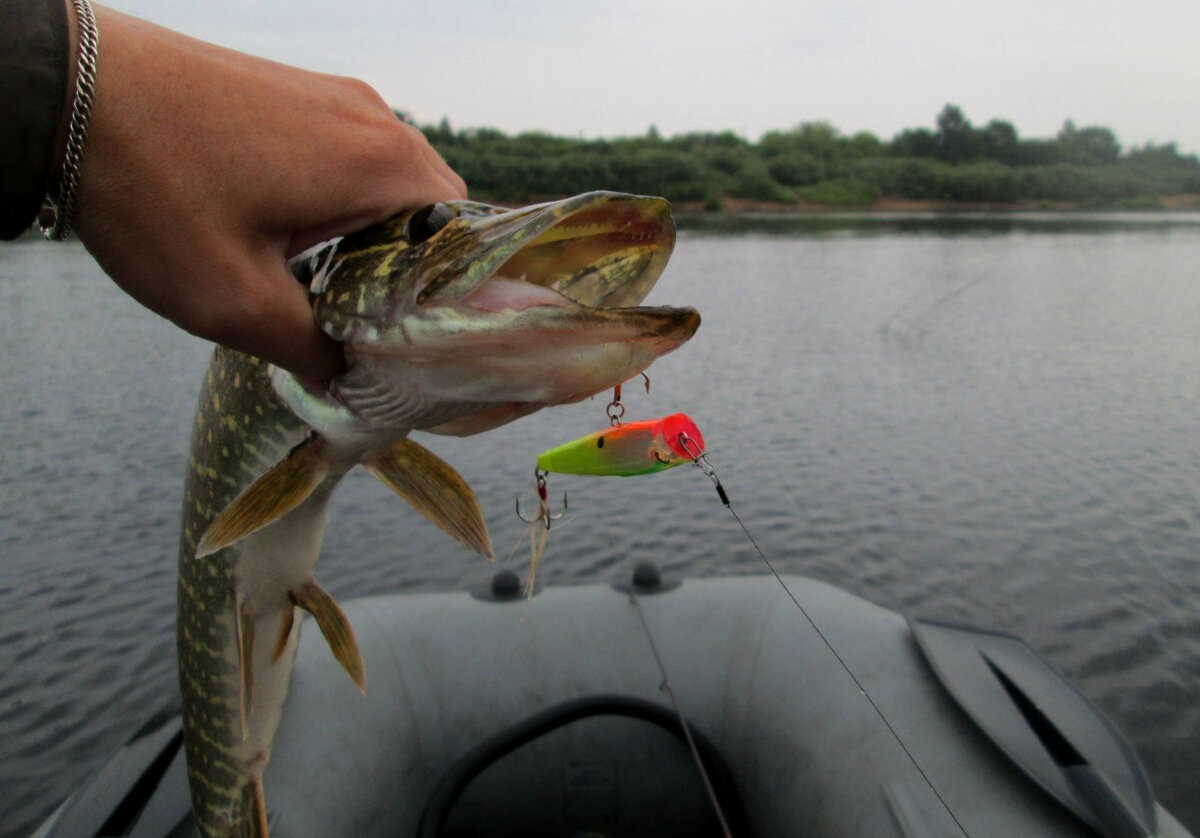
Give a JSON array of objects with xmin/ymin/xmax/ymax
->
[{"xmin": 308, "ymin": 245, "xmax": 342, "ymax": 295}]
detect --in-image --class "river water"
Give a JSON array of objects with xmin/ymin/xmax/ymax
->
[{"xmin": 1, "ymin": 213, "xmax": 1198, "ymax": 835}]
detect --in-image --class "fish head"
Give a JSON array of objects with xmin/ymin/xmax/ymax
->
[{"xmin": 276, "ymin": 191, "xmax": 700, "ymax": 441}]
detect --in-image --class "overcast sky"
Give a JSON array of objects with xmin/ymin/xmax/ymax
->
[{"xmin": 104, "ymin": 0, "xmax": 1199, "ymax": 155}]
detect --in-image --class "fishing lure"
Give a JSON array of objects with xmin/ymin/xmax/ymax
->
[
  {"xmin": 536, "ymin": 413, "xmax": 704, "ymax": 477},
  {"xmin": 516, "ymin": 411, "xmax": 706, "ymax": 594}
]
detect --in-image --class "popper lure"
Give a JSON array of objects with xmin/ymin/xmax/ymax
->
[
  {"xmin": 537, "ymin": 413, "xmax": 704, "ymax": 477},
  {"xmin": 516, "ymin": 412, "xmax": 705, "ymax": 593}
]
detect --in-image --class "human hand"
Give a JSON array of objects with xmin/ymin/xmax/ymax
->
[{"xmin": 71, "ymin": 5, "xmax": 466, "ymax": 382}]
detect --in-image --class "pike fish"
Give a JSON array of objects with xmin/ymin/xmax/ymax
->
[{"xmin": 176, "ymin": 192, "xmax": 699, "ymax": 836}]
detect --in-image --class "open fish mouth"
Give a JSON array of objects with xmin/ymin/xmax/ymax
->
[
  {"xmin": 306, "ymin": 191, "xmax": 693, "ymax": 340},
  {"xmin": 282, "ymin": 192, "xmax": 700, "ymax": 437}
]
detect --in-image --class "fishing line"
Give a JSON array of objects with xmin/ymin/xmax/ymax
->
[
  {"xmin": 678, "ymin": 434, "xmax": 971, "ymax": 838},
  {"xmin": 517, "ymin": 392, "xmax": 965, "ymax": 832},
  {"xmin": 879, "ymin": 268, "xmax": 991, "ymax": 348},
  {"xmin": 627, "ymin": 588, "xmax": 736, "ymax": 838},
  {"xmin": 524, "ymin": 480, "xmax": 735, "ymax": 835}
]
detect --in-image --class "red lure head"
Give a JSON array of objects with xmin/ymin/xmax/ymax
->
[{"xmin": 660, "ymin": 413, "xmax": 704, "ymax": 460}]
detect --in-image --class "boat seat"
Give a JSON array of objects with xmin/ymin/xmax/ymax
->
[{"xmin": 417, "ymin": 694, "xmax": 745, "ymax": 838}]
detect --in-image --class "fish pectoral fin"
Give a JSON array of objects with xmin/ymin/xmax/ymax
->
[
  {"xmin": 196, "ymin": 436, "xmax": 329, "ymax": 558},
  {"xmin": 364, "ymin": 438, "xmax": 495, "ymax": 560},
  {"xmin": 290, "ymin": 579, "xmax": 366, "ymax": 695}
]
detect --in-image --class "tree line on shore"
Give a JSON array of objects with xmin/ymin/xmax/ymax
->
[{"xmin": 406, "ymin": 104, "xmax": 1199, "ymax": 210}]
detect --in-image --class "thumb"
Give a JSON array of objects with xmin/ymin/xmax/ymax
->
[{"xmin": 207, "ymin": 254, "xmax": 344, "ymax": 383}]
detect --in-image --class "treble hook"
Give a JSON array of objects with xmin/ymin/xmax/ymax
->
[{"xmin": 515, "ymin": 468, "xmax": 568, "ymax": 530}]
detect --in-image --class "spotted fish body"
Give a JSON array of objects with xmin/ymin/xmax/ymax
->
[
  {"xmin": 177, "ymin": 350, "xmax": 316, "ymax": 834},
  {"xmin": 176, "ymin": 192, "xmax": 700, "ymax": 836}
]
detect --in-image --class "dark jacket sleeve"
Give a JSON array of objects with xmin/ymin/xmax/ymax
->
[{"xmin": 0, "ymin": 0, "xmax": 68, "ymax": 239}]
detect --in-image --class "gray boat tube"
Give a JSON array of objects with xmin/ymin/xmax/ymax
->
[{"xmin": 34, "ymin": 570, "xmax": 1196, "ymax": 837}]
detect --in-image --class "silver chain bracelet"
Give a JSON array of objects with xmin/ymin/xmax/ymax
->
[{"xmin": 42, "ymin": 0, "xmax": 100, "ymax": 241}]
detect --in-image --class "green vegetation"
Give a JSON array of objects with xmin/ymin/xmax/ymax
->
[{"xmin": 406, "ymin": 105, "xmax": 1200, "ymax": 210}]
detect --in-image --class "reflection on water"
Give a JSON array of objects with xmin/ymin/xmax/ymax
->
[
  {"xmin": 677, "ymin": 208, "xmax": 1200, "ymax": 237},
  {"xmin": 2, "ymin": 214, "xmax": 1198, "ymax": 835}
]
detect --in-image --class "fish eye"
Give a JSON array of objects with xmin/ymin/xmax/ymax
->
[{"xmin": 404, "ymin": 203, "xmax": 454, "ymax": 244}]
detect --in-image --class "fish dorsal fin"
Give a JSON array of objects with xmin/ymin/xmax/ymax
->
[
  {"xmin": 196, "ymin": 437, "xmax": 329, "ymax": 558},
  {"xmin": 290, "ymin": 579, "xmax": 366, "ymax": 695},
  {"xmin": 364, "ymin": 438, "xmax": 495, "ymax": 560}
]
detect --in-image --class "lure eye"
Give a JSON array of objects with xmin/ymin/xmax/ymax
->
[{"xmin": 404, "ymin": 203, "xmax": 454, "ymax": 244}]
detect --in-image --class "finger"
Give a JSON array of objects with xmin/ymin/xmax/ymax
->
[
  {"xmin": 394, "ymin": 121, "xmax": 466, "ymax": 200},
  {"xmin": 284, "ymin": 163, "xmax": 467, "ymax": 257},
  {"xmin": 245, "ymin": 269, "xmax": 345, "ymax": 382},
  {"xmin": 417, "ymin": 142, "xmax": 468, "ymax": 199},
  {"xmin": 434, "ymin": 163, "xmax": 468, "ymax": 200},
  {"xmin": 201, "ymin": 253, "xmax": 345, "ymax": 382},
  {"xmin": 257, "ymin": 297, "xmax": 344, "ymax": 383},
  {"xmin": 286, "ymin": 212, "xmax": 384, "ymax": 259}
]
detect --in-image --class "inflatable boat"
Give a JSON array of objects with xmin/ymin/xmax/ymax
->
[{"xmin": 34, "ymin": 565, "xmax": 1194, "ymax": 837}]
